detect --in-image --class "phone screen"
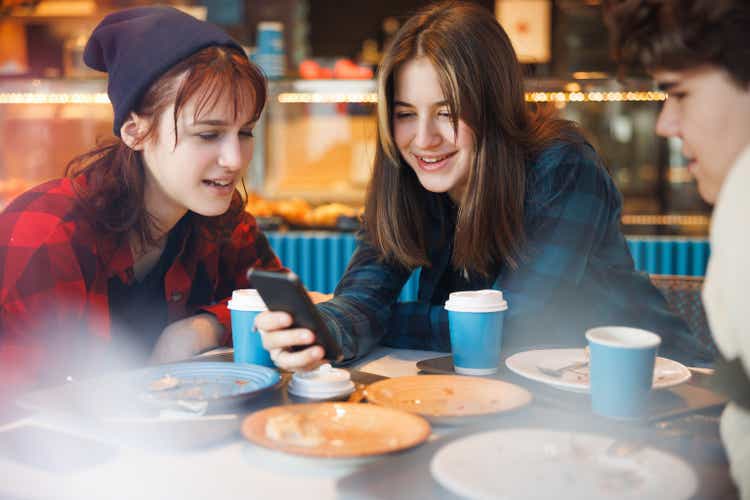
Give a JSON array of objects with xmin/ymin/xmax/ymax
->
[
  {"xmin": 0, "ymin": 425, "xmax": 118, "ymax": 473},
  {"xmin": 247, "ymin": 269, "xmax": 344, "ymax": 362}
]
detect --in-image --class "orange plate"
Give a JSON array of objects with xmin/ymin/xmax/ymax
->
[
  {"xmin": 241, "ymin": 403, "xmax": 431, "ymax": 458},
  {"xmin": 365, "ymin": 375, "xmax": 532, "ymax": 423}
]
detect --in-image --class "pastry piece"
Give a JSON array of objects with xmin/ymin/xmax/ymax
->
[
  {"xmin": 148, "ymin": 374, "xmax": 180, "ymax": 391},
  {"xmin": 305, "ymin": 203, "xmax": 360, "ymax": 227},
  {"xmin": 246, "ymin": 192, "xmax": 275, "ymax": 217},
  {"xmin": 265, "ymin": 412, "xmax": 326, "ymax": 447},
  {"xmin": 273, "ymin": 198, "xmax": 312, "ymax": 226}
]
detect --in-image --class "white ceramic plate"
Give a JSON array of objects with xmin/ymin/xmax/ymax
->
[
  {"xmin": 505, "ymin": 349, "xmax": 691, "ymax": 393},
  {"xmin": 242, "ymin": 403, "xmax": 431, "ymax": 458},
  {"xmin": 364, "ymin": 375, "xmax": 532, "ymax": 424},
  {"xmin": 431, "ymin": 428, "xmax": 698, "ymax": 500}
]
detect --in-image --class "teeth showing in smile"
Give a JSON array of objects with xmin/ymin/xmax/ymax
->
[
  {"xmin": 205, "ymin": 179, "xmax": 232, "ymax": 187},
  {"xmin": 419, "ymin": 154, "xmax": 451, "ymax": 163}
]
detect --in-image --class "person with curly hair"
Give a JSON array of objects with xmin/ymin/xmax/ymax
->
[{"xmin": 606, "ymin": 0, "xmax": 750, "ymax": 495}]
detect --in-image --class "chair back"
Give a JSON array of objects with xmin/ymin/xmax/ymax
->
[{"xmin": 649, "ymin": 274, "xmax": 718, "ymax": 358}]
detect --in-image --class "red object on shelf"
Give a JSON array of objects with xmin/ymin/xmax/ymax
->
[
  {"xmin": 298, "ymin": 59, "xmax": 372, "ymax": 80},
  {"xmin": 333, "ymin": 59, "xmax": 373, "ymax": 79},
  {"xmin": 299, "ymin": 60, "xmax": 322, "ymax": 79}
]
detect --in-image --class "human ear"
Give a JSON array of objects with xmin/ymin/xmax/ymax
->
[{"xmin": 120, "ymin": 112, "xmax": 148, "ymax": 150}]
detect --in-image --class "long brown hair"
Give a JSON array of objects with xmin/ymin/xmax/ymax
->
[
  {"xmin": 364, "ymin": 1, "xmax": 576, "ymax": 276},
  {"xmin": 65, "ymin": 45, "xmax": 266, "ymax": 249},
  {"xmin": 604, "ymin": 0, "xmax": 750, "ymax": 86}
]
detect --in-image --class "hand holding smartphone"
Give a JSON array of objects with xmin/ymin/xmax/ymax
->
[{"xmin": 247, "ymin": 269, "xmax": 343, "ymax": 363}]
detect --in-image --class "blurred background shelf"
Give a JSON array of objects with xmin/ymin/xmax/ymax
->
[{"xmin": 0, "ymin": 76, "xmax": 710, "ymax": 239}]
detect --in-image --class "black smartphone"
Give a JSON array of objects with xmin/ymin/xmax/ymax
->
[{"xmin": 246, "ymin": 269, "xmax": 344, "ymax": 363}]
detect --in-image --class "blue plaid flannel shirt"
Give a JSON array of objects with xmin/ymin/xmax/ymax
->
[{"xmin": 318, "ymin": 141, "xmax": 709, "ymax": 365}]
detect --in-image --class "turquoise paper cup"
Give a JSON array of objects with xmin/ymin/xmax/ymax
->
[
  {"xmin": 585, "ymin": 326, "xmax": 661, "ymax": 419},
  {"xmin": 228, "ymin": 289, "xmax": 273, "ymax": 367},
  {"xmin": 445, "ymin": 290, "xmax": 508, "ymax": 375}
]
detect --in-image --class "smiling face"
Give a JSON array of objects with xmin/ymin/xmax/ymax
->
[
  {"xmin": 653, "ymin": 65, "xmax": 750, "ymax": 204},
  {"xmin": 392, "ymin": 57, "xmax": 475, "ymax": 202},
  {"xmin": 138, "ymin": 92, "xmax": 256, "ymax": 231}
]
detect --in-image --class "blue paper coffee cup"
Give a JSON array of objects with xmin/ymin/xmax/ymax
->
[
  {"xmin": 585, "ymin": 326, "xmax": 661, "ymax": 419},
  {"xmin": 445, "ymin": 290, "xmax": 508, "ymax": 375},
  {"xmin": 255, "ymin": 21, "xmax": 285, "ymax": 79},
  {"xmin": 227, "ymin": 289, "xmax": 273, "ymax": 367}
]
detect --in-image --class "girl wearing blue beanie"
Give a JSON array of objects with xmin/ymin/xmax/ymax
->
[{"xmin": 0, "ymin": 6, "xmax": 285, "ymax": 403}]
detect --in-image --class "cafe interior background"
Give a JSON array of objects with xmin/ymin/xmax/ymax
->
[{"xmin": 0, "ymin": 0, "xmax": 712, "ymax": 295}]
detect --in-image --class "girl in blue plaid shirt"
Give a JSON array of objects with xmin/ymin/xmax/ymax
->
[{"xmin": 257, "ymin": 1, "xmax": 706, "ymax": 371}]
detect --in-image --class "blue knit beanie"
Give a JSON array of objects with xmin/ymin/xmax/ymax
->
[{"xmin": 84, "ymin": 6, "xmax": 244, "ymax": 136}]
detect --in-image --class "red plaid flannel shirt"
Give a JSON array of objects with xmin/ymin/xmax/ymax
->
[{"xmin": 0, "ymin": 178, "xmax": 284, "ymax": 404}]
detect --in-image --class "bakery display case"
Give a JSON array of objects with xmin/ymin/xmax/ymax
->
[
  {"xmin": 0, "ymin": 78, "xmax": 111, "ymax": 205},
  {"xmin": 249, "ymin": 77, "xmax": 708, "ymax": 235},
  {"xmin": 0, "ymin": 76, "xmax": 712, "ymax": 285},
  {"xmin": 0, "ymin": 76, "xmax": 709, "ymax": 235},
  {"xmin": 523, "ymin": 77, "xmax": 710, "ymax": 236},
  {"xmin": 248, "ymin": 79, "xmax": 377, "ymax": 206}
]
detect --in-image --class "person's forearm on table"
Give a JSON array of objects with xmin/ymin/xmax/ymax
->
[{"xmin": 150, "ymin": 313, "xmax": 223, "ymax": 364}]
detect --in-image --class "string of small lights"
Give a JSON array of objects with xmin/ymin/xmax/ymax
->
[
  {"xmin": 620, "ymin": 214, "xmax": 710, "ymax": 226},
  {"xmin": 0, "ymin": 89, "xmax": 667, "ymax": 105},
  {"xmin": 0, "ymin": 92, "xmax": 110, "ymax": 104},
  {"xmin": 276, "ymin": 90, "xmax": 667, "ymax": 104}
]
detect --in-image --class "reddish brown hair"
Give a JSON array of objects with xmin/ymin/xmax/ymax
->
[
  {"xmin": 66, "ymin": 45, "xmax": 266, "ymax": 248},
  {"xmin": 365, "ymin": 1, "xmax": 577, "ymax": 276}
]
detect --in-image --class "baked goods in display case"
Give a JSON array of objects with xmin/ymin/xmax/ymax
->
[
  {"xmin": 273, "ymin": 198, "xmax": 313, "ymax": 227},
  {"xmin": 305, "ymin": 203, "xmax": 360, "ymax": 227},
  {"xmin": 245, "ymin": 192, "xmax": 276, "ymax": 217},
  {"xmin": 246, "ymin": 192, "xmax": 363, "ymax": 231}
]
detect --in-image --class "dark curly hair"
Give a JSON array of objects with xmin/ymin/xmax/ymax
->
[{"xmin": 604, "ymin": 0, "xmax": 750, "ymax": 86}]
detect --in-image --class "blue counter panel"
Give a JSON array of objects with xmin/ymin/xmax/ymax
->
[
  {"xmin": 625, "ymin": 238, "xmax": 710, "ymax": 276},
  {"xmin": 267, "ymin": 232, "xmax": 710, "ymax": 299}
]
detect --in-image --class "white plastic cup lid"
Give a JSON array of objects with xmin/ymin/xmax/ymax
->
[
  {"xmin": 227, "ymin": 289, "xmax": 267, "ymax": 311},
  {"xmin": 288, "ymin": 364, "xmax": 354, "ymax": 398},
  {"xmin": 258, "ymin": 21, "xmax": 283, "ymax": 32},
  {"xmin": 585, "ymin": 326, "xmax": 662, "ymax": 349},
  {"xmin": 444, "ymin": 289, "xmax": 508, "ymax": 312}
]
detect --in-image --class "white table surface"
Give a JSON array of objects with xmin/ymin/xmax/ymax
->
[
  {"xmin": 0, "ymin": 347, "xmax": 731, "ymax": 500},
  {"xmin": 0, "ymin": 347, "xmax": 449, "ymax": 500}
]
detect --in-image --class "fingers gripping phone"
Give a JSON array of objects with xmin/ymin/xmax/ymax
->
[{"xmin": 247, "ymin": 269, "xmax": 343, "ymax": 363}]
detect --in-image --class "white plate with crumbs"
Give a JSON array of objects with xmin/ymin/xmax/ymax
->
[
  {"xmin": 505, "ymin": 349, "xmax": 691, "ymax": 393},
  {"xmin": 431, "ymin": 428, "xmax": 698, "ymax": 500},
  {"xmin": 364, "ymin": 375, "xmax": 532, "ymax": 424}
]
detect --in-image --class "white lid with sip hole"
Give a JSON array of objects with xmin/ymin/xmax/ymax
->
[
  {"xmin": 227, "ymin": 289, "xmax": 267, "ymax": 311},
  {"xmin": 444, "ymin": 289, "xmax": 508, "ymax": 313},
  {"xmin": 287, "ymin": 364, "xmax": 355, "ymax": 399}
]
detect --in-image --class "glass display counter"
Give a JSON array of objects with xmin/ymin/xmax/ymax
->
[
  {"xmin": 0, "ymin": 76, "xmax": 709, "ymax": 236},
  {"xmin": 0, "ymin": 78, "xmax": 111, "ymax": 205},
  {"xmin": 257, "ymin": 78, "xmax": 710, "ymax": 236}
]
